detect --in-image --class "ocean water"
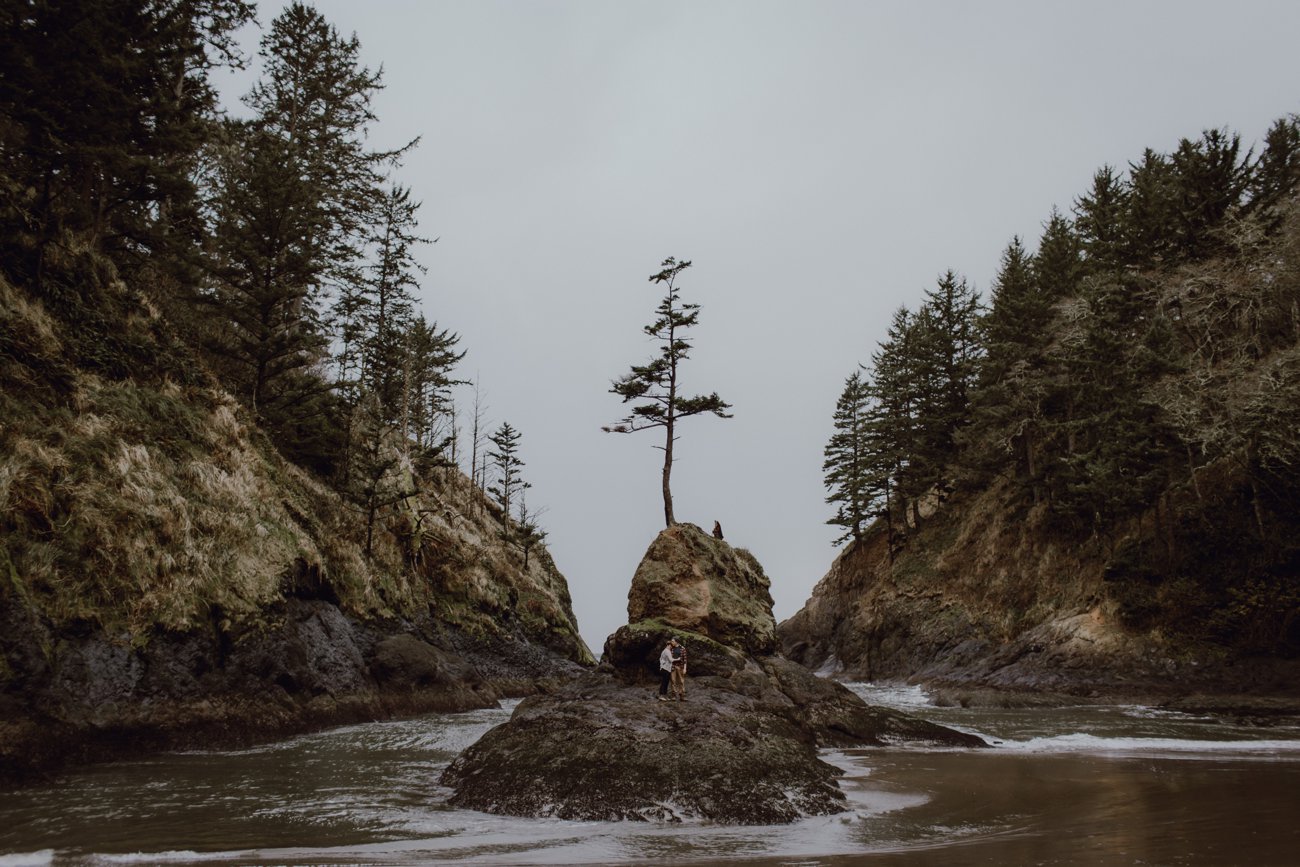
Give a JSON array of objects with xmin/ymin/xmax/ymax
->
[{"xmin": 2, "ymin": 686, "xmax": 1299, "ymax": 865}]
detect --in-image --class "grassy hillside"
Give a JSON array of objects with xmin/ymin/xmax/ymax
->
[{"xmin": 0, "ymin": 240, "xmax": 591, "ymax": 664}]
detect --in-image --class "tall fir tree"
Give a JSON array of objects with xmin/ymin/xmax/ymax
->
[
  {"xmin": 1075, "ymin": 166, "xmax": 1129, "ymax": 274},
  {"xmin": 203, "ymin": 2, "xmax": 395, "ymax": 465},
  {"xmin": 823, "ymin": 369, "xmax": 873, "ymax": 545},
  {"xmin": 1166, "ymin": 128, "xmax": 1250, "ymax": 261},
  {"xmin": 868, "ymin": 306, "xmax": 925, "ymax": 530},
  {"xmin": 903, "ymin": 270, "xmax": 982, "ymax": 505},
  {"xmin": 972, "ymin": 237, "xmax": 1052, "ymax": 498},
  {"xmin": 1248, "ymin": 115, "xmax": 1300, "ymax": 223},
  {"xmin": 0, "ymin": 0, "xmax": 254, "ymax": 284}
]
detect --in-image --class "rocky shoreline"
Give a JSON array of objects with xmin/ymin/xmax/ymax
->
[
  {"xmin": 779, "ymin": 529, "xmax": 1300, "ymax": 708},
  {"xmin": 0, "ymin": 597, "xmax": 585, "ymax": 785}
]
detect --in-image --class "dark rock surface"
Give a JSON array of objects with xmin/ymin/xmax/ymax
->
[
  {"xmin": 436, "ymin": 525, "xmax": 985, "ymax": 825},
  {"xmin": 0, "ymin": 598, "xmax": 585, "ymax": 784},
  {"xmin": 603, "ymin": 619, "xmax": 748, "ymax": 679},
  {"xmin": 442, "ymin": 673, "xmax": 846, "ymax": 824},
  {"xmin": 441, "ymin": 650, "xmax": 984, "ymax": 824}
]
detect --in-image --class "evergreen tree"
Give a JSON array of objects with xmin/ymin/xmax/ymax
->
[
  {"xmin": 604, "ymin": 257, "xmax": 732, "ymax": 527},
  {"xmin": 1075, "ymin": 166, "xmax": 1129, "ymax": 273},
  {"xmin": 893, "ymin": 270, "xmax": 982, "ymax": 507},
  {"xmin": 972, "ymin": 237, "xmax": 1052, "ymax": 497},
  {"xmin": 514, "ymin": 491, "xmax": 549, "ymax": 570},
  {"xmin": 488, "ymin": 422, "xmax": 528, "ymax": 523},
  {"xmin": 203, "ymin": 122, "xmax": 330, "ymax": 424},
  {"xmin": 404, "ymin": 316, "xmax": 466, "ymax": 460},
  {"xmin": 867, "ymin": 306, "xmax": 925, "ymax": 530},
  {"xmin": 823, "ymin": 370, "xmax": 873, "ymax": 545},
  {"xmin": 346, "ymin": 389, "xmax": 408, "ymax": 557},
  {"xmin": 244, "ymin": 2, "xmax": 401, "ymax": 287},
  {"xmin": 1035, "ymin": 209, "xmax": 1084, "ymax": 299},
  {"xmin": 1247, "ymin": 115, "xmax": 1300, "ymax": 226},
  {"xmin": 1032, "ymin": 210, "xmax": 1087, "ymax": 473},
  {"xmin": 0, "ymin": 0, "xmax": 254, "ymax": 283},
  {"xmin": 1166, "ymin": 128, "xmax": 1250, "ymax": 261},
  {"xmin": 1122, "ymin": 148, "xmax": 1178, "ymax": 267},
  {"xmin": 202, "ymin": 2, "xmax": 396, "ymax": 462},
  {"xmin": 356, "ymin": 185, "xmax": 423, "ymax": 424}
]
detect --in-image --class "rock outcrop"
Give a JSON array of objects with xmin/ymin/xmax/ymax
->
[
  {"xmin": 441, "ymin": 673, "xmax": 846, "ymax": 824},
  {"xmin": 0, "ymin": 261, "xmax": 594, "ymax": 784},
  {"xmin": 440, "ymin": 525, "xmax": 984, "ymax": 824},
  {"xmin": 441, "ymin": 657, "xmax": 983, "ymax": 824},
  {"xmin": 618, "ymin": 522, "xmax": 777, "ymax": 658},
  {"xmin": 778, "ymin": 500, "xmax": 1300, "ymax": 701}
]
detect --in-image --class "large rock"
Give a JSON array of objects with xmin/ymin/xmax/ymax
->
[
  {"xmin": 602, "ymin": 620, "xmax": 748, "ymax": 680},
  {"xmin": 440, "ymin": 527, "xmax": 985, "ymax": 825},
  {"xmin": 440, "ymin": 664, "xmax": 985, "ymax": 824},
  {"xmin": 625, "ymin": 523, "xmax": 777, "ymax": 656},
  {"xmin": 441, "ymin": 674, "xmax": 845, "ymax": 824}
]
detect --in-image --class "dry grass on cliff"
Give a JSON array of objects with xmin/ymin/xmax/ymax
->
[
  {"xmin": 1, "ymin": 265, "xmax": 588, "ymax": 659},
  {"xmin": 2, "ymin": 376, "xmax": 335, "ymax": 632},
  {"xmin": 890, "ymin": 476, "xmax": 1112, "ymax": 642}
]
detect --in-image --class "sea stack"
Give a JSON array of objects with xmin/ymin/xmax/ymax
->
[{"xmin": 439, "ymin": 524, "xmax": 984, "ymax": 824}]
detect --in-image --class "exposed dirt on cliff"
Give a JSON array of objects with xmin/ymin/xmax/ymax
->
[
  {"xmin": 0, "ymin": 257, "xmax": 593, "ymax": 784},
  {"xmin": 779, "ymin": 476, "xmax": 1300, "ymax": 701}
]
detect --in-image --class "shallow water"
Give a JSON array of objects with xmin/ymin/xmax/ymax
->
[{"xmin": 2, "ymin": 685, "xmax": 1299, "ymax": 865}]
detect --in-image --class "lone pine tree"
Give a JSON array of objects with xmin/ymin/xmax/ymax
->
[{"xmin": 604, "ymin": 257, "xmax": 731, "ymax": 527}]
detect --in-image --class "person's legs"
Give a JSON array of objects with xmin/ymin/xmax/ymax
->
[
  {"xmin": 670, "ymin": 667, "xmax": 684, "ymax": 699},
  {"xmin": 658, "ymin": 669, "xmax": 671, "ymax": 698}
]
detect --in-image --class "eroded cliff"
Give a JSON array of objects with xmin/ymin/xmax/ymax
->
[
  {"xmin": 0, "ymin": 252, "xmax": 592, "ymax": 781},
  {"xmin": 780, "ymin": 473, "xmax": 1300, "ymax": 700}
]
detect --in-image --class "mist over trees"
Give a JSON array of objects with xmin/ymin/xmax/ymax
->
[{"xmin": 824, "ymin": 118, "xmax": 1300, "ymax": 647}]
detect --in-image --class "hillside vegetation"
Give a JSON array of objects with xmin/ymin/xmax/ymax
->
[
  {"xmin": 0, "ymin": 2, "xmax": 590, "ymax": 779},
  {"xmin": 794, "ymin": 118, "xmax": 1300, "ymax": 691}
]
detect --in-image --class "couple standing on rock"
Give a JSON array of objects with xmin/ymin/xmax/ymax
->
[{"xmin": 657, "ymin": 637, "xmax": 688, "ymax": 701}]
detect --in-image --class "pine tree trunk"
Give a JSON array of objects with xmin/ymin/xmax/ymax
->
[
  {"xmin": 662, "ymin": 418, "xmax": 676, "ymax": 527},
  {"xmin": 884, "ymin": 481, "xmax": 896, "ymax": 565}
]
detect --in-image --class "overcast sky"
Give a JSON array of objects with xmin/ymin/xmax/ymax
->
[{"xmin": 221, "ymin": 1, "xmax": 1300, "ymax": 653}]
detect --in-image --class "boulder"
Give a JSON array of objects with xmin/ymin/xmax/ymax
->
[
  {"xmin": 625, "ymin": 523, "xmax": 777, "ymax": 656},
  {"xmin": 602, "ymin": 620, "xmax": 748, "ymax": 680},
  {"xmin": 439, "ymin": 658, "xmax": 985, "ymax": 824},
  {"xmin": 440, "ymin": 674, "xmax": 847, "ymax": 824}
]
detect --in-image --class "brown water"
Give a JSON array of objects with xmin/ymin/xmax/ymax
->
[{"xmin": 2, "ymin": 686, "xmax": 1298, "ymax": 866}]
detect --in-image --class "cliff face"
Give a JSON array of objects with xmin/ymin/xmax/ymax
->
[
  {"xmin": 780, "ymin": 473, "xmax": 1300, "ymax": 699},
  {"xmin": 0, "ymin": 251, "xmax": 592, "ymax": 781}
]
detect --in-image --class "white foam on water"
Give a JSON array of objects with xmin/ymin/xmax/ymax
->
[
  {"xmin": 91, "ymin": 852, "xmax": 223, "ymax": 864},
  {"xmin": 0, "ymin": 852, "xmax": 54, "ymax": 867},
  {"xmin": 846, "ymin": 682, "xmax": 934, "ymax": 712},
  {"xmin": 996, "ymin": 732, "xmax": 1300, "ymax": 757}
]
